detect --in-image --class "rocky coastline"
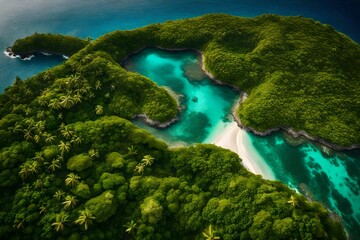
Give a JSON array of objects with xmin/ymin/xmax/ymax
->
[
  {"xmin": 231, "ymin": 95, "xmax": 360, "ymax": 151},
  {"xmin": 10, "ymin": 43, "xmax": 357, "ymax": 151},
  {"xmin": 5, "ymin": 47, "xmax": 35, "ymax": 60},
  {"xmin": 124, "ymin": 46, "xmax": 360, "ymax": 151},
  {"xmin": 134, "ymin": 113, "xmax": 179, "ymax": 128},
  {"xmin": 5, "ymin": 47, "xmax": 68, "ymax": 60}
]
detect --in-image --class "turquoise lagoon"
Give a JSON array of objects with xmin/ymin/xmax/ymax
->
[
  {"xmin": 126, "ymin": 48, "xmax": 239, "ymax": 144},
  {"xmin": 125, "ymin": 48, "xmax": 360, "ymax": 238}
]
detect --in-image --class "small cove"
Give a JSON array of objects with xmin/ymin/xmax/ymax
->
[
  {"xmin": 125, "ymin": 48, "xmax": 239, "ymax": 145},
  {"xmin": 125, "ymin": 47, "xmax": 360, "ymax": 238}
]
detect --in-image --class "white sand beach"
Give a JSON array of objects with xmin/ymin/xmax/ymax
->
[{"xmin": 211, "ymin": 121, "xmax": 275, "ymax": 180}]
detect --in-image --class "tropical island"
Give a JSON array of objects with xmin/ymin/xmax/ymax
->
[{"xmin": 0, "ymin": 13, "xmax": 358, "ymax": 239}]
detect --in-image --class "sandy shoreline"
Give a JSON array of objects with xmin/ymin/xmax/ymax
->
[{"xmin": 211, "ymin": 121, "xmax": 275, "ymax": 180}]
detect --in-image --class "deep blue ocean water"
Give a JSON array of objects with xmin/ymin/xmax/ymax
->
[
  {"xmin": 0, "ymin": 0, "xmax": 359, "ymax": 238},
  {"xmin": 0, "ymin": 0, "xmax": 359, "ymax": 91}
]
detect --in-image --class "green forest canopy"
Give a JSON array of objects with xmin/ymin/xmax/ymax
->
[
  {"xmin": 10, "ymin": 13, "xmax": 360, "ymax": 147},
  {"xmin": 0, "ymin": 14, "xmax": 354, "ymax": 239}
]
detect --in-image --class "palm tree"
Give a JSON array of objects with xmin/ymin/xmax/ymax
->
[
  {"xmin": 23, "ymin": 184, "xmax": 31, "ymax": 193},
  {"xmin": 34, "ymin": 134, "xmax": 41, "ymax": 143},
  {"xmin": 202, "ymin": 225, "xmax": 220, "ymax": 240},
  {"xmin": 48, "ymin": 99, "xmax": 61, "ymax": 110},
  {"xmin": 104, "ymin": 92, "xmax": 110, "ymax": 98},
  {"xmin": 124, "ymin": 220, "xmax": 137, "ymax": 238},
  {"xmin": 52, "ymin": 212, "xmax": 69, "ymax": 232},
  {"xmin": 39, "ymin": 206, "xmax": 47, "ymax": 215},
  {"xmin": 25, "ymin": 107, "xmax": 32, "ymax": 116},
  {"xmin": 48, "ymin": 159, "xmax": 61, "ymax": 172},
  {"xmin": 71, "ymin": 136, "xmax": 83, "ymax": 145},
  {"xmin": 127, "ymin": 145, "xmax": 138, "ymax": 156},
  {"xmin": 62, "ymin": 195, "xmax": 78, "ymax": 209},
  {"xmin": 37, "ymin": 110, "xmax": 46, "ymax": 120},
  {"xmin": 34, "ymin": 179, "xmax": 43, "ymax": 189},
  {"xmin": 111, "ymin": 84, "xmax": 116, "ymax": 91},
  {"xmin": 141, "ymin": 155, "xmax": 154, "ymax": 166},
  {"xmin": 61, "ymin": 127, "xmax": 74, "ymax": 139},
  {"xmin": 19, "ymin": 165, "xmax": 31, "ymax": 180},
  {"xmin": 287, "ymin": 195, "xmax": 299, "ymax": 208},
  {"xmin": 95, "ymin": 69, "xmax": 104, "ymax": 77},
  {"xmin": 45, "ymin": 134, "xmax": 55, "ymax": 144},
  {"xmin": 37, "ymin": 95, "xmax": 48, "ymax": 107},
  {"xmin": 33, "ymin": 152, "xmax": 44, "ymax": 163},
  {"xmin": 73, "ymin": 93, "xmax": 82, "ymax": 104},
  {"xmin": 29, "ymin": 161, "xmax": 39, "ymax": 175},
  {"xmin": 40, "ymin": 88, "xmax": 51, "ymax": 97},
  {"xmin": 58, "ymin": 113, "xmax": 63, "ymax": 120},
  {"xmin": 53, "ymin": 190, "xmax": 65, "ymax": 200},
  {"xmin": 14, "ymin": 219, "xmax": 24, "ymax": 230},
  {"xmin": 74, "ymin": 208, "xmax": 96, "ymax": 230},
  {"xmin": 95, "ymin": 105, "xmax": 103, "ymax": 115},
  {"xmin": 60, "ymin": 95, "xmax": 75, "ymax": 109},
  {"xmin": 88, "ymin": 149, "xmax": 99, "ymax": 159},
  {"xmin": 89, "ymin": 92, "xmax": 95, "ymax": 99},
  {"xmin": 43, "ymin": 69, "xmax": 53, "ymax": 81},
  {"xmin": 25, "ymin": 118, "xmax": 36, "ymax": 128},
  {"xmin": 65, "ymin": 173, "xmax": 80, "ymax": 187},
  {"xmin": 81, "ymin": 54, "xmax": 93, "ymax": 64},
  {"xmin": 95, "ymin": 80, "xmax": 102, "ymax": 90},
  {"xmin": 11, "ymin": 122, "xmax": 23, "ymax": 133},
  {"xmin": 34, "ymin": 121, "xmax": 45, "ymax": 132},
  {"xmin": 24, "ymin": 87, "xmax": 32, "ymax": 96},
  {"xmin": 59, "ymin": 122, "xmax": 66, "ymax": 131},
  {"xmin": 58, "ymin": 141, "xmax": 71, "ymax": 156},
  {"xmin": 135, "ymin": 163, "xmax": 145, "ymax": 175},
  {"xmin": 23, "ymin": 129, "xmax": 33, "ymax": 140}
]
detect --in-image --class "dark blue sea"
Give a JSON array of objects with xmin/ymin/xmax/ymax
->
[
  {"xmin": 0, "ymin": 0, "xmax": 359, "ymax": 91},
  {"xmin": 0, "ymin": 0, "xmax": 359, "ymax": 238}
]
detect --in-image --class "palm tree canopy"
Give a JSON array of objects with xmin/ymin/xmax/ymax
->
[
  {"xmin": 74, "ymin": 208, "xmax": 96, "ymax": 230},
  {"xmin": 202, "ymin": 225, "xmax": 220, "ymax": 240},
  {"xmin": 48, "ymin": 159, "xmax": 61, "ymax": 172},
  {"xmin": 53, "ymin": 190, "xmax": 65, "ymax": 200},
  {"xmin": 287, "ymin": 195, "xmax": 299, "ymax": 208},
  {"xmin": 95, "ymin": 105, "xmax": 103, "ymax": 115},
  {"xmin": 141, "ymin": 154, "xmax": 154, "ymax": 166},
  {"xmin": 62, "ymin": 195, "xmax": 78, "ymax": 209},
  {"xmin": 60, "ymin": 95, "xmax": 75, "ymax": 109},
  {"xmin": 88, "ymin": 149, "xmax": 99, "ymax": 158},
  {"xmin": 52, "ymin": 212, "xmax": 69, "ymax": 232},
  {"xmin": 124, "ymin": 220, "xmax": 137, "ymax": 234},
  {"xmin": 65, "ymin": 173, "xmax": 80, "ymax": 187},
  {"xmin": 135, "ymin": 163, "xmax": 145, "ymax": 174},
  {"xmin": 58, "ymin": 141, "xmax": 71, "ymax": 156}
]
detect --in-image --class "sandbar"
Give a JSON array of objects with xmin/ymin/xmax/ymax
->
[{"xmin": 211, "ymin": 121, "xmax": 275, "ymax": 179}]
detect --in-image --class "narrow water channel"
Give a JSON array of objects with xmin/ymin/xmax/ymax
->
[{"xmin": 124, "ymin": 47, "xmax": 360, "ymax": 237}]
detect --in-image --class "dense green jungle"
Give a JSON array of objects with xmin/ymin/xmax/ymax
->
[{"xmin": 1, "ymin": 14, "xmax": 357, "ymax": 239}]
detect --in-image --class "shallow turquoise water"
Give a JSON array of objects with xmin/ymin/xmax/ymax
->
[
  {"xmin": 126, "ymin": 48, "xmax": 239, "ymax": 144},
  {"xmin": 250, "ymin": 132, "xmax": 360, "ymax": 237},
  {"xmin": 127, "ymin": 48, "xmax": 360, "ymax": 238}
]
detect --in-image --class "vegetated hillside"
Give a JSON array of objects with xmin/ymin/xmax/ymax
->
[
  {"xmin": 89, "ymin": 14, "xmax": 359, "ymax": 147},
  {"xmin": 0, "ymin": 13, "xmax": 353, "ymax": 239},
  {"xmin": 0, "ymin": 116, "xmax": 347, "ymax": 238},
  {"xmin": 10, "ymin": 14, "xmax": 360, "ymax": 147},
  {"xmin": 12, "ymin": 33, "xmax": 89, "ymax": 56}
]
